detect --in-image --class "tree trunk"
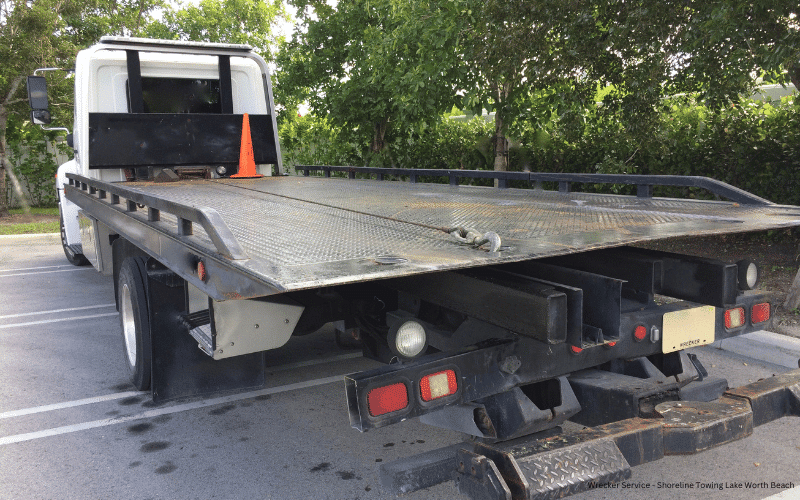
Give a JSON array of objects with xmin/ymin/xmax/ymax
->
[
  {"xmin": 785, "ymin": 266, "xmax": 800, "ymax": 311},
  {"xmin": 0, "ymin": 112, "xmax": 9, "ymax": 217},
  {"xmin": 790, "ymin": 62, "xmax": 800, "ymax": 93},
  {"xmin": 493, "ymin": 110, "xmax": 507, "ymax": 172},
  {"xmin": 492, "ymin": 82, "xmax": 511, "ymax": 187},
  {"xmin": 371, "ymin": 119, "xmax": 388, "ymax": 153}
]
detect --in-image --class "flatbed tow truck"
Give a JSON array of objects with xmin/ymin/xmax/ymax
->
[{"xmin": 27, "ymin": 37, "xmax": 800, "ymax": 499}]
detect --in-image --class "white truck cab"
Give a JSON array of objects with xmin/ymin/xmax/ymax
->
[{"xmin": 35, "ymin": 37, "xmax": 282, "ymax": 263}]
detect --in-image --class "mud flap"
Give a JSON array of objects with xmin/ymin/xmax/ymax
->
[{"xmin": 147, "ymin": 267, "xmax": 265, "ymax": 402}]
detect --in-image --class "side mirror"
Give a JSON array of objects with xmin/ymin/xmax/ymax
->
[{"xmin": 27, "ymin": 76, "xmax": 51, "ymax": 125}]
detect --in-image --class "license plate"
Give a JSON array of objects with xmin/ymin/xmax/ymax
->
[{"xmin": 662, "ymin": 305, "xmax": 716, "ymax": 353}]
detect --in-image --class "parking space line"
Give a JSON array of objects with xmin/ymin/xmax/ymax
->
[
  {"xmin": 0, "ymin": 268, "xmax": 95, "ymax": 278},
  {"xmin": 0, "ymin": 265, "xmax": 72, "ymax": 273},
  {"xmin": 0, "ymin": 313, "xmax": 119, "ymax": 330},
  {"xmin": 0, "ymin": 375, "xmax": 344, "ymax": 446},
  {"xmin": 1, "ymin": 353, "xmax": 362, "ymax": 421},
  {"xmin": 0, "ymin": 304, "xmax": 116, "ymax": 320},
  {"xmin": 0, "ymin": 391, "xmax": 144, "ymax": 419}
]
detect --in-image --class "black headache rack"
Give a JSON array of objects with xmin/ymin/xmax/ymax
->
[
  {"xmin": 297, "ymin": 165, "xmax": 772, "ymax": 205},
  {"xmin": 88, "ymin": 37, "xmax": 280, "ymax": 174}
]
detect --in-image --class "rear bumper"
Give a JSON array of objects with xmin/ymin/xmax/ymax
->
[{"xmin": 346, "ymin": 295, "xmax": 773, "ymax": 432}]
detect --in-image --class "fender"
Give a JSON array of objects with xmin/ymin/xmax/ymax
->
[{"xmin": 56, "ymin": 159, "xmax": 82, "ymax": 247}]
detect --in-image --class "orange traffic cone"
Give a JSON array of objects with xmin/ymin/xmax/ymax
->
[{"xmin": 232, "ymin": 113, "xmax": 263, "ymax": 178}]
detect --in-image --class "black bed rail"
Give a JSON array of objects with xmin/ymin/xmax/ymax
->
[
  {"xmin": 296, "ymin": 166, "xmax": 772, "ymax": 206},
  {"xmin": 65, "ymin": 173, "xmax": 247, "ymax": 260}
]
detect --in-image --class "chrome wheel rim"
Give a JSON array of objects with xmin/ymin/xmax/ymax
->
[{"xmin": 120, "ymin": 283, "xmax": 137, "ymax": 367}]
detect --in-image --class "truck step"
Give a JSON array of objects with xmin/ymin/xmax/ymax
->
[{"xmin": 456, "ymin": 437, "xmax": 631, "ymax": 500}]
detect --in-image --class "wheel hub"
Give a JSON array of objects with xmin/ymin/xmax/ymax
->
[{"xmin": 120, "ymin": 283, "xmax": 137, "ymax": 366}]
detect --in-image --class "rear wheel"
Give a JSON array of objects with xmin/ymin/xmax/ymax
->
[
  {"xmin": 118, "ymin": 257, "xmax": 152, "ymax": 391},
  {"xmin": 59, "ymin": 206, "xmax": 89, "ymax": 266}
]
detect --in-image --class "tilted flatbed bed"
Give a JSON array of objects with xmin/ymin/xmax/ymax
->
[{"xmin": 65, "ymin": 171, "xmax": 800, "ymax": 298}]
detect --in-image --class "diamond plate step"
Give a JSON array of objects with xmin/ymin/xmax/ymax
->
[{"xmin": 456, "ymin": 437, "xmax": 631, "ymax": 500}]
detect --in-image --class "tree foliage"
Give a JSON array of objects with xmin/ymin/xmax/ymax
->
[
  {"xmin": 279, "ymin": 0, "xmax": 799, "ymax": 174},
  {"xmin": 143, "ymin": 0, "xmax": 287, "ymax": 61},
  {"xmin": 0, "ymin": 0, "xmax": 165, "ymax": 214}
]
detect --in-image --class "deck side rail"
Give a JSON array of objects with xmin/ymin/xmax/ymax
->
[
  {"xmin": 296, "ymin": 165, "xmax": 772, "ymax": 206},
  {"xmin": 65, "ymin": 173, "xmax": 247, "ymax": 260}
]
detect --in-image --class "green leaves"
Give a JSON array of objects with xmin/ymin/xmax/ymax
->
[{"xmin": 143, "ymin": 0, "xmax": 288, "ymax": 60}]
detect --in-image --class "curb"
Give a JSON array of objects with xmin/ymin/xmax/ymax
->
[
  {"xmin": 712, "ymin": 330, "xmax": 800, "ymax": 369},
  {"xmin": 0, "ymin": 232, "xmax": 61, "ymax": 244}
]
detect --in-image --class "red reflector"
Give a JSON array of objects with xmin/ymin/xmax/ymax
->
[
  {"xmin": 420, "ymin": 370, "xmax": 458, "ymax": 402},
  {"xmin": 724, "ymin": 307, "xmax": 745, "ymax": 329},
  {"xmin": 367, "ymin": 383, "xmax": 408, "ymax": 417},
  {"xmin": 751, "ymin": 303, "xmax": 770, "ymax": 324},
  {"xmin": 607, "ymin": 341, "xmax": 617, "ymax": 347},
  {"xmin": 570, "ymin": 345, "xmax": 583, "ymax": 354},
  {"xmin": 634, "ymin": 325, "xmax": 647, "ymax": 341},
  {"xmin": 197, "ymin": 260, "xmax": 207, "ymax": 281}
]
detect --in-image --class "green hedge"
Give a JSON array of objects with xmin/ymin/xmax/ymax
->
[{"xmin": 280, "ymin": 96, "xmax": 800, "ymax": 205}]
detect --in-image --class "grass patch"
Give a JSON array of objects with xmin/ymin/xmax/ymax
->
[
  {"xmin": 0, "ymin": 221, "xmax": 60, "ymax": 235},
  {"xmin": 9, "ymin": 207, "xmax": 59, "ymax": 216}
]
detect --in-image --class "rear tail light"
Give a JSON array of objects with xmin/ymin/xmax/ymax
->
[
  {"xmin": 197, "ymin": 260, "xmax": 207, "ymax": 281},
  {"xmin": 367, "ymin": 383, "xmax": 408, "ymax": 417},
  {"xmin": 570, "ymin": 345, "xmax": 583, "ymax": 354},
  {"xmin": 751, "ymin": 303, "xmax": 770, "ymax": 324},
  {"xmin": 724, "ymin": 307, "xmax": 745, "ymax": 329},
  {"xmin": 633, "ymin": 325, "xmax": 647, "ymax": 342},
  {"xmin": 420, "ymin": 370, "xmax": 458, "ymax": 402}
]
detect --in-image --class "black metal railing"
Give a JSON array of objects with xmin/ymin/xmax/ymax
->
[
  {"xmin": 66, "ymin": 173, "xmax": 247, "ymax": 260},
  {"xmin": 296, "ymin": 166, "xmax": 772, "ymax": 206}
]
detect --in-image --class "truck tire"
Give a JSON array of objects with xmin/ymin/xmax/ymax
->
[
  {"xmin": 118, "ymin": 257, "xmax": 152, "ymax": 391},
  {"xmin": 59, "ymin": 208, "xmax": 89, "ymax": 266}
]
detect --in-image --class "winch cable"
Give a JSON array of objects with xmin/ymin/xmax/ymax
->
[{"xmin": 211, "ymin": 179, "xmax": 502, "ymax": 252}]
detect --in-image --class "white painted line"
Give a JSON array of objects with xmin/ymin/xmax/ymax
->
[
  {"xmin": 0, "ymin": 375, "xmax": 344, "ymax": 446},
  {"xmin": 0, "ymin": 304, "xmax": 116, "ymax": 320},
  {"xmin": 764, "ymin": 486, "xmax": 800, "ymax": 499},
  {"xmin": 0, "ymin": 265, "xmax": 71, "ymax": 273},
  {"xmin": 0, "ymin": 353, "xmax": 362, "ymax": 420},
  {"xmin": 0, "ymin": 312, "xmax": 118, "ymax": 330},
  {"xmin": 0, "ymin": 391, "xmax": 144, "ymax": 419},
  {"xmin": 0, "ymin": 268, "xmax": 94, "ymax": 278}
]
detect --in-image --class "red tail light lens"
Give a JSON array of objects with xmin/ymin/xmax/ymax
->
[
  {"xmin": 751, "ymin": 303, "xmax": 770, "ymax": 324},
  {"xmin": 197, "ymin": 260, "xmax": 207, "ymax": 281},
  {"xmin": 633, "ymin": 325, "xmax": 647, "ymax": 342},
  {"xmin": 724, "ymin": 307, "xmax": 745, "ymax": 329},
  {"xmin": 367, "ymin": 383, "xmax": 408, "ymax": 417},
  {"xmin": 420, "ymin": 370, "xmax": 458, "ymax": 402}
]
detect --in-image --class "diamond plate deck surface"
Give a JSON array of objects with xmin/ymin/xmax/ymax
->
[{"xmin": 120, "ymin": 176, "xmax": 800, "ymax": 293}]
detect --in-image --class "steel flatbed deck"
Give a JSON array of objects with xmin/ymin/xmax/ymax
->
[{"xmin": 65, "ymin": 171, "xmax": 800, "ymax": 300}]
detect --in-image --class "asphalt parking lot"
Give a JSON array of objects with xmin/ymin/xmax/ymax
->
[{"xmin": 1, "ymin": 234, "xmax": 799, "ymax": 500}]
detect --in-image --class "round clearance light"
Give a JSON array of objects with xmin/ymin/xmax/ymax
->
[
  {"xmin": 393, "ymin": 321, "xmax": 427, "ymax": 358},
  {"xmin": 634, "ymin": 325, "xmax": 647, "ymax": 342},
  {"xmin": 736, "ymin": 259, "xmax": 759, "ymax": 290}
]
